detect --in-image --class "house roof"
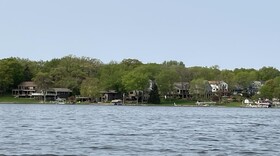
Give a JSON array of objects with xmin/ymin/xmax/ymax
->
[
  {"xmin": 208, "ymin": 81, "xmax": 227, "ymax": 85},
  {"xmin": 52, "ymin": 88, "xmax": 72, "ymax": 92},
  {"xmin": 174, "ymin": 82, "xmax": 189, "ymax": 90},
  {"xmin": 208, "ymin": 81, "xmax": 219, "ymax": 85},
  {"xmin": 100, "ymin": 90, "xmax": 118, "ymax": 94},
  {"xmin": 19, "ymin": 81, "xmax": 37, "ymax": 87}
]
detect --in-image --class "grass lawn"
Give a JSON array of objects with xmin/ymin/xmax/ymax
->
[
  {"xmin": 151, "ymin": 99, "xmax": 197, "ymax": 106},
  {"xmin": 0, "ymin": 95, "xmax": 40, "ymax": 104},
  {"xmin": 149, "ymin": 99, "xmax": 243, "ymax": 107},
  {"xmin": 0, "ymin": 95, "xmax": 243, "ymax": 107},
  {"xmin": 219, "ymin": 102, "xmax": 243, "ymax": 107}
]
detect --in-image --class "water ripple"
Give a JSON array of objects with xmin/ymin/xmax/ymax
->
[{"xmin": 1, "ymin": 105, "xmax": 280, "ymax": 155}]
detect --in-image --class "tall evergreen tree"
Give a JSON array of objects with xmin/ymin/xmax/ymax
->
[
  {"xmin": 148, "ymin": 83, "xmax": 160, "ymax": 104},
  {"xmin": 23, "ymin": 65, "xmax": 33, "ymax": 81}
]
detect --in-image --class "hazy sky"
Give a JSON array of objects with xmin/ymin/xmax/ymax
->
[{"xmin": 0, "ymin": 0, "xmax": 279, "ymax": 69}]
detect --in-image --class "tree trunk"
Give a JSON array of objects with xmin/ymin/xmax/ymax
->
[
  {"xmin": 136, "ymin": 91, "xmax": 139, "ymax": 105},
  {"xmin": 181, "ymin": 82, "xmax": 184, "ymax": 99},
  {"xmin": 43, "ymin": 91, "xmax": 46, "ymax": 103},
  {"xmin": 122, "ymin": 93, "xmax": 125, "ymax": 104},
  {"xmin": 142, "ymin": 90, "xmax": 144, "ymax": 104}
]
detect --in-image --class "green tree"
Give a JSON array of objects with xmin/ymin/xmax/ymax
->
[
  {"xmin": 122, "ymin": 69, "xmax": 149, "ymax": 104},
  {"xmin": 156, "ymin": 67, "xmax": 179, "ymax": 97},
  {"xmin": 23, "ymin": 65, "xmax": 33, "ymax": 81},
  {"xmin": 41, "ymin": 58, "xmax": 61, "ymax": 73},
  {"xmin": 219, "ymin": 70, "xmax": 235, "ymax": 90},
  {"xmin": 33, "ymin": 72, "xmax": 53, "ymax": 102},
  {"xmin": 272, "ymin": 77, "xmax": 280, "ymax": 98},
  {"xmin": 0, "ymin": 58, "xmax": 24, "ymax": 92},
  {"xmin": 259, "ymin": 77, "xmax": 280, "ymax": 99},
  {"xmin": 99, "ymin": 62, "xmax": 127, "ymax": 92},
  {"xmin": 234, "ymin": 71, "xmax": 257, "ymax": 89},
  {"xmin": 136, "ymin": 63, "xmax": 161, "ymax": 81},
  {"xmin": 80, "ymin": 78, "xmax": 100, "ymax": 100},
  {"xmin": 273, "ymin": 87, "xmax": 280, "ymax": 99},
  {"xmin": 162, "ymin": 60, "xmax": 185, "ymax": 67},
  {"xmin": 259, "ymin": 80, "xmax": 274, "ymax": 99},
  {"xmin": 174, "ymin": 66, "xmax": 191, "ymax": 99},
  {"xmin": 120, "ymin": 58, "xmax": 143, "ymax": 71},
  {"xmin": 188, "ymin": 66, "xmax": 220, "ymax": 81},
  {"xmin": 16, "ymin": 58, "xmax": 42, "ymax": 78},
  {"xmin": 189, "ymin": 79, "xmax": 210, "ymax": 100},
  {"xmin": 258, "ymin": 67, "xmax": 280, "ymax": 81},
  {"xmin": 148, "ymin": 82, "xmax": 160, "ymax": 104},
  {"xmin": 45, "ymin": 55, "xmax": 102, "ymax": 95}
]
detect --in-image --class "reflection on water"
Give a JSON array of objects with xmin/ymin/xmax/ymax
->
[{"xmin": 1, "ymin": 104, "xmax": 280, "ymax": 155}]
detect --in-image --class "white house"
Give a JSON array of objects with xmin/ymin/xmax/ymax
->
[
  {"xmin": 249, "ymin": 81, "xmax": 264, "ymax": 95},
  {"xmin": 208, "ymin": 81, "xmax": 228, "ymax": 93}
]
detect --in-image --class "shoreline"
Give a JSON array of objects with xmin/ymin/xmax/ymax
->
[
  {"xmin": 1, "ymin": 102, "xmax": 279, "ymax": 108},
  {"xmin": 0, "ymin": 102, "xmax": 243, "ymax": 108}
]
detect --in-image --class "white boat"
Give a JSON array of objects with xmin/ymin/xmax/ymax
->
[
  {"xmin": 56, "ymin": 98, "xmax": 66, "ymax": 105},
  {"xmin": 111, "ymin": 99, "xmax": 122, "ymax": 105},
  {"xmin": 245, "ymin": 99, "xmax": 272, "ymax": 108}
]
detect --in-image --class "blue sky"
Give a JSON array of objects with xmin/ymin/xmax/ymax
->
[{"xmin": 0, "ymin": 0, "xmax": 279, "ymax": 69}]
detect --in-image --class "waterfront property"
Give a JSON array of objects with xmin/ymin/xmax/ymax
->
[
  {"xmin": 244, "ymin": 98, "xmax": 273, "ymax": 108},
  {"xmin": 173, "ymin": 82, "xmax": 189, "ymax": 99},
  {"xmin": 32, "ymin": 88, "xmax": 72, "ymax": 101},
  {"xmin": 100, "ymin": 90, "xmax": 122, "ymax": 102},
  {"xmin": 12, "ymin": 81, "xmax": 37, "ymax": 98},
  {"xmin": 208, "ymin": 81, "xmax": 228, "ymax": 94},
  {"xmin": 12, "ymin": 81, "xmax": 72, "ymax": 101}
]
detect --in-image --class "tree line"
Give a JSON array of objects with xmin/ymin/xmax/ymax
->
[{"xmin": 0, "ymin": 55, "xmax": 279, "ymax": 101}]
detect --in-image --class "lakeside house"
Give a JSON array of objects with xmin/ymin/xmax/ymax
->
[
  {"xmin": 52, "ymin": 88, "xmax": 72, "ymax": 99},
  {"xmin": 233, "ymin": 85, "xmax": 244, "ymax": 95},
  {"xmin": 189, "ymin": 81, "xmax": 212, "ymax": 99},
  {"xmin": 248, "ymin": 81, "xmax": 264, "ymax": 95},
  {"xmin": 126, "ymin": 80, "xmax": 154, "ymax": 102},
  {"xmin": 32, "ymin": 88, "xmax": 72, "ymax": 101},
  {"xmin": 75, "ymin": 96, "xmax": 92, "ymax": 103},
  {"xmin": 208, "ymin": 81, "xmax": 229, "ymax": 96},
  {"xmin": 127, "ymin": 90, "xmax": 148, "ymax": 101},
  {"xmin": 172, "ymin": 82, "xmax": 189, "ymax": 99},
  {"xmin": 100, "ymin": 90, "xmax": 122, "ymax": 102},
  {"xmin": 12, "ymin": 81, "xmax": 72, "ymax": 101},
  {"xmin": 233, "ymin": 81, "xmax": 264, "ymax": 96},
  {"xmin": 100, "ymin": 89, "xmax": 146, "ymax": 103},
  {"xmin": 162, "ymin": 82, "xmax": 190, "ymax": 99},
  {"xmin": 12, "ymin": 81, "xmax": 37, "ymax": 98}
]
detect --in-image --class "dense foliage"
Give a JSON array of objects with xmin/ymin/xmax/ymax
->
[
  {"xmin": 0, "ymin": 55, "xmax": 280, "ymax": 100},
  {"xmin": 148, "ymin": 82, "xmax": 161, "ymax": 104}
]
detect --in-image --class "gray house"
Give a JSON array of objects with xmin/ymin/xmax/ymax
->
[
  {"xmin": 173, "ymin": 82, "xmax": 189, "ymax": 99},
  {"xmin": 12, "ymin": 81, "xmax": 37, "ymax": 98},
  {"xmin": 100, "ymin": 90, "xmax": 122, "ymax": 102},
  {"xmin": 248, "ymin": 81, "xmax": 264, "ymax": 95},
  {"xmin": 32, "ymin": 88, "xmax": 72, "ymax": 101}
]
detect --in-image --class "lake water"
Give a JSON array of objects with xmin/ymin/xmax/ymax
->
[{"xmin": 1, "ymin": 104, "xmax": 280, "ymax": 156}]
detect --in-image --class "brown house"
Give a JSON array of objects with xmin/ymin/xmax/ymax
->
[
  {"xmin": 100, "ymin": 90, "xmax": 122, "ymax": 102},
  {"xmin": 52, "ymin": 88, "xmax": 73, "ymax": 99},
  {"xmin": 173, "ymin": 82, "xmax": 189, "ymax": 98},
  {"xmin": 165, "ymin": 82, "xmax": 189, "ymax": 99},
  {"xmin": 12, "ymin": 81, "xmax": 37, "ymax": 98},
  {"xmin": 32, "ymin": 88, "xmax": 72, "ymax": 101},
  {"xmin": 13, "ymin": 81, "xmax": 72, "ymax": 100}
]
